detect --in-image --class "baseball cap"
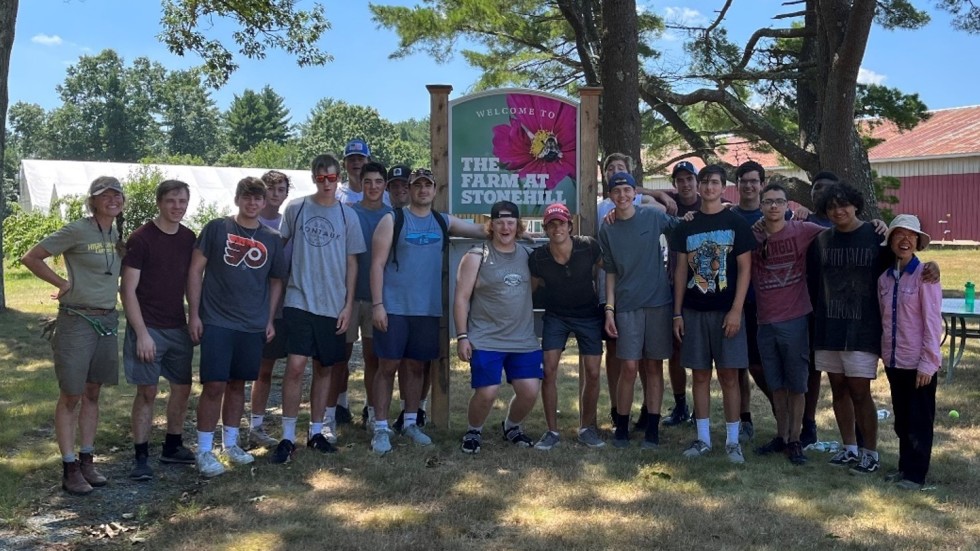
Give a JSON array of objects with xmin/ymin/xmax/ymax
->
[
  {"xmin": 671, "ymin": 161, "xmax": 698, "ymax": 179},
  {"xmin": 608, "ymin": 171, "xmax": 636, "ymax": 189},
  {"xmin": 387, "ymin": 164, "xmax": 411, "ymax": 184},
  {"xmin": 542, "ymin": 203, "xmax": 571, "ymax": 225},
  {"xmin": 490, "ymin": 200, "xmax": 520, "ymax": 220},
  {"xmin": 409, "ymin": 168, "xmax": 435, "ymax": 184},
  {"xmin": 89, "ymin": 176, "xmax": 124, "ymax": 197},
  {"xmin": 344, "ymin": 138, "xmax": 371, "ymax": 158}
]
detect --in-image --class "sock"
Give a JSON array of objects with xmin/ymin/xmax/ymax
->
[
  {"xmin": 404, "ymin": 412, "xmax": 418, "ymax": 428},
  {"xmin": 222, "ymin": 426, "xmax": 239, "ymax": 450},
  {"xmin": 845, "ymin": 444, "xmax": 859, "ymax": 455},
  {"xmin": 726, "ymin": 422, "xmax": 740, "ymax": 445},
  {"xmin": 338, "ymin": 392, "xmax": 349, "ymax": 408},
  {"xmin": 197, "ymin": 431, "xmax": 214, "ymax": 454},
  {"xmin": 503, "ymin": 417, "xmax": 520, "ymax": 431},
  {"xmin": 420, "ymin": 399, "xmax": 428, "ymax": 411},
  {"xmin": 740, "ymin": 412, "xmax": 753, "ymax": 424},
  {"xmin": 63, "ymin": 453, "xmax": 77, "ymax": 463},
  {"xmin": 310, "ymin": 422, "xmax": 323, "ymax": 437},
  {"xmin": 467, "ymin": 425, "xmax": 483, "ymax": 433},
  {"xmin": 645, "ymin": 414, "xmax": 662, "ymax": 442},
  {"xmin": 79, "ymin": 445, "xmax": 94, "ymax": 454},
  {"xmin": 163, "ymin": 432, "xmax": 182, "ymax": 453},
  {"xmin": 674, "ymin": 393, "xmax": 686, "ymax": 408},
  {"xmin": 864, "ymin": 448, "xmax": 879, "ymax": 460},
  {"xmin": 696, "ymin": 418, "xmax": 711, "ymax": 447},
  {"xmin": 375, "ymin": 420, "xmax": 390, "ymax": 432},
  {"xmin": 135, "ymin": 442, "xmax": 149, "ymax": 459},
  {"xmin": 251, "ymin": 414, "xmax": 264, "ymax": 429},
  {"xmin": 615, "ymin": 412, "xmax": 630, "ymax": 436},
  {"xmin": 282, "ymin": 417, "xmax": 298, "ymax": 443},
  {"xmin": 367, "ymin": 406, "xmax": 375, "ymax": 420},
  {"xmin": 325, "ymin": 406, "xmax": 337, "ymax": 424}
]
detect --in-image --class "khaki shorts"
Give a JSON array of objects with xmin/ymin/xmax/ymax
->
[
  {"xmin": 345, "ymin": 300, "xmax": 374, "ymax": 345},
  {"xmin": 52, "ymin": 309, "xmax": 120, "ymax": 395},
  {"xmin": 814, "ymin": 350, "xmax": 879, "ymax": 379}
]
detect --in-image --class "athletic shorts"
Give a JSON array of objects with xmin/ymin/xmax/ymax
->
[
  {"xmin": 199, "ymin": 324, "xmax": 264, "ymax": 383},
  {"xmin": 541, "ymin": 312, "xmax": 603, "ymax": 356},
  {"xmin": 757, "ymin": 315, "xmax": 810, "ymax": 393},
  {"xmin": 262, "ymin": 318, "xmax": 287, "ymax": 360},
  {"xmin": 123, "ymin": 325, "xmax": 193, "ymax": 385},
  {"xmin": 470, "ymin": 349, "xmax": 543, "ymax": 388},
  {"xmin": 345, "ymin": 300, "xmax": 374, "ymax": 344},
  {"xmin": 283, "ymin": 307, "xmax": 346, "ymax": 366},
  {"xmin": 679, "ymin": 308, "xmax": 748, "ymax": 370},
  {"xmin": 614, "ymin": 305, "xmax": 673, "ymax": 361},
  {"xmin": 373, "ymin": 314, "xmax": 439, "ymax": 361},
  {"xmin": 814, "ymin": 350, "xmax": 879, "ymax": 379},
  {"xmin": 51, "ymin": 308, "xmax": 119, "ymax": 395},
  {"xmin": 744, "ymin": 301, "xmax": 762, "ymax": 366}
]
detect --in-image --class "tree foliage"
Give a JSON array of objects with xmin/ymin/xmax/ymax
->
[{"xmin": 225, "ymin": 86, "xmax": 291, "ymax": 153}]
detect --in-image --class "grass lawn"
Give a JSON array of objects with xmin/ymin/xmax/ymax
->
[{"xmin": 1, "ymin": 252, "xmax": 979, "ymax": 550}]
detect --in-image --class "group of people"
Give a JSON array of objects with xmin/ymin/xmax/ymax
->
[{"xmin": 23, "ymin": 139, "xmax": 942, "ymax": 496}]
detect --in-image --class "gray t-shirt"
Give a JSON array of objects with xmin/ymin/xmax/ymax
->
[
  {"xmin": 351, "ymin": 202, "xmax": 393, "ymax": 302},
  {"xmin": 467, "ymin": 243, "xmax": 539, "ymax": 353},
  {"xmin": 599, "ymin": 207, "xmax": 678, "ymax": 312},
  {"xmin": 382, "ymin": 208, "xmax": 451, "ymax": 317},
  {"xmin": 40, "ymin": 218, "xmax": 122, "ymax": 310},
  {"xmin": 281, "ymin": 196, "xmax": 366, "ymax": 318}
]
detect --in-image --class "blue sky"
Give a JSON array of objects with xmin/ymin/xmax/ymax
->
[{"xmin": 8, "ymin": 1, "xmax": 979, "ymax": 126}]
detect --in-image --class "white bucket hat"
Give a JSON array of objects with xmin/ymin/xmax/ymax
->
[{"xmin": 882, "ymin": 214, "xmax": 931, "ymax": 251}]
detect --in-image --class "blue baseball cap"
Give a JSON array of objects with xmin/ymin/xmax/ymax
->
[
  {"xmin": 671, "ymin": 161, "xmax": 699, "ymax": 179},
  {"xmin": 344, "ymin": 139, "xmax": 371, "ymax": 158},
  {"xmin": 608, "ymin": 172, "xmax": 636, "ymax": 189}
]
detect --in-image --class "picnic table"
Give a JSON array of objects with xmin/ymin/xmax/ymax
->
[{"xmin": 941, "ymin": 298, "xmax": 980, "ymax": 382}]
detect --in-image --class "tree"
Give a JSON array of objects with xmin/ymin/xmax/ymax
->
[
  {"xmin": 158, "ymin": 69, "xmax": 224, "ymax": 161},
  {"xmin": 225, "ymin": 87, "xmax": 291, "ymax": 153},
  {"xmin": 0, "ymin": 0, "xmax": 17, "ymax": 309},
  {"xmin": 297, "ymin": 99, "xmax": 409, "ymax": 168},
  {"xmin": 6, "ymin": 102, "xmax": 51, "ymax": 160}
]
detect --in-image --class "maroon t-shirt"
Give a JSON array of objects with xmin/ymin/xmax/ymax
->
[
  {"xmin": 751, "ymin": 221, "xmax": 825, "ymax": 324},
  {"xmin": 122, "ymin": 222, "xmax": 196, "ymax": 329}
]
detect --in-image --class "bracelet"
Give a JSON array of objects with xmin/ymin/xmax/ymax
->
[
  {"xmin": 673, "ymin": 314, "xmax": 683, "ymax": 320},
  {"xmin": 372, "ymin": 302, "xmax": 383, "ymax": 307},
  {"xmin": 457, "ymin": 333, "xmax": 468, "ymax": 340},
  {"xmin": 604, "ymin": 305, "xmax": 615, "ymax": 312}
]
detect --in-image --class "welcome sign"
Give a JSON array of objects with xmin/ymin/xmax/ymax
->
[{"xmin": 449, "ymin": 89, "xmax": 579, "ymax": 216}]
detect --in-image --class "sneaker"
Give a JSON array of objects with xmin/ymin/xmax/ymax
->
[
  {"xmin": 534, "ymin": 431, "xmax": 561, "ymax": 450},
  {"xmin": 577, "ymin": 426, "xmax": 605, "ymax": 448},
  {"xmin": 393, "ymin": 410, "xmax": 406, "ymax": 432},
  {"xmin": 248, "ymin": 427, "xmax": 279, "ymax": 449},
  {"xmin": 785, "ymin": 441, "xmax": 807, "ymax": 465},
  {"xmin": 196, "ymin": 451, "xmax": 225, "ymax": 477},
  {"xmin": 884, "ymin": 469, "xmax": 905, "ymax": 483},
  {"xmin": 828, "ymin": 449, "xmax": 859, "ymax": 467},
  {"xmin": 461, "ymin": 430, "xmax": 482, "ymax": 454},
  {"xmin": 402, "ymin": 424, "xmax": 433, "ymax": 446},
  {"xmin": 502, "ymin": 422, "xmax": 533, "ymax": 447},
  {"xmin": 335, "ymin": 405, "xmax": 353, "ymax": 425},
  {"xmin": 662, "ymin": 403, "xmax": 690, "ymax": 427},
  {"xmin": 726, "ymin": 443, "xmax": 745, "ymax": 464},
  {"xmin": 372, "ymin": 428, "xmax": 393, "ymax": 455},
  {"xmin": 738, "ymin": 421, "xmax": 755, "ymax": 444},
  {"xmin": 612, "ymin": 435, "xmax": 630, "ymax": 449},
  {"xmin": 641, "ymin": 438, "xmax": 659, "ymax": 450},
  {"xmin": 632, "ymin": 405, "xmax": 650, "ymax": 432},
  {"xmin": 800, "ymin": 420, "xmax": 818, "ymax": 448},
  {"xmin": 849, "ymin": 452, "xmax": 880, "ymax": 476},
  {"xmin": 222, "ymin": 445, "xmax": 255, "ymax": 465},
  {"xmin": 321, "ymin": 422, "xmax": 339, "ymax": 445},
  {"xmin": 269, "ymin": 439, "xmax": 296, "ymax": 464},
  {"xmin": 682, "ymin": 439, "xmax": 711, "ymax": 458},
  {"xmin": 160, "ymin": 445, "xmax": 196, "ymax": 464},
  {"xmin": 129, "ymin": 456, "xmax": 153, "ymax": 481},
  {"xmin": 755, "ymin": 436, "xmax": 786, "ymax": 455},
  {"xmin": 896, "ymin": 479, "xmax": 923, "ymax": 490},
  {"xmin": 307, "ymin": 433, "xmax": 337, "ymax": 454}
]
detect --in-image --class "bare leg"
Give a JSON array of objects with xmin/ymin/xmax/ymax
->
[
  {"xmin": 132, "ymin": 384, "xmax": 158, "ymax": 444},
  {"xmin": 642, "ymin": 359, "xmax": 665, "ymax": 415},
  {"xmin": 166, "ymin": 383, "xmax": 192, "ymax": 435},
  {"xmin": 250, "ymin": 359, "xmax": 275, "ymax": 420},
  {"xmin": 363, "ymin": 338, "xmax": 378, "ymax": 408},
  {"xmin": 615, "ymin": 359, "xmax": 639, "ymax": 416},
  {"xmin": 542, "ymin": 349, "xmax": 562, "ymax": 431},
  {"xmin": 787, "ymin": 392, "xmax": 805, "ymax": 442},
  {"xmin": 467, "ymin": 386, "xmax": 500, "ymax": 427},
  {"xmin": 400, "ymin": 359, "xmax": 425, "ymax": 414},
  {"xmin": 281, "ymin": 354, "xmax": 308, "ymax": 419},
  {"xmin": 605, "ymin": 339, "xmax": 621, "ymax": 415},
  {"xmin": 196, "ymin": 381, "xmax": 227, "ymax": 433},
  {"xmin": 691, "ymin": 369, "xmax": 712, "ymax": 419},
  {"xmin": 847, "ymin": 377, "xmax": 877, "ymax": 451},
  {"xmin": 580, "ymin": 354, "xmax": 602, "ymax": 428},
  {"xmin": 55, "ymin": 392, "xmax": 82, "ymax": 456},
  {"xmin": 507, "ymin": 378, "xmax": 540, "ymax": 423},
  {"xmin": 221, "ymin": 380, "xmax": 247, "ymax": 433},
  {"xmin": 310, "ymin": 360, "xmax": 330, "ymax": 425},
  {"xmin": 772, "ymin": 388, "xmax": 789, "ymax": 441},
  {"xmin": 78, "ymin": 383, "xmax": 102, "ymax": 449},
  {"xmin": 717, "ymin": 368, "xmax": 740, "ymax": 423},
  {"xmin": 828, "ymin": 373, "xmax": 857, "ymax": 445},
  {"xmin": 373, "ymin": 358, "xmax": 400, "ymax": 424}
]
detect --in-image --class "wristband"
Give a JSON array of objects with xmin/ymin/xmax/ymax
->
[
  {"xmin": 372, "ymin": 303, "xmax": 383, "ymax": 307},
  {"xmin": 457, "ymin": 333, "xmax": 468, "ymax": 340},
  {"xmin": 673, "ymin": 314, "xmax": 683, "ymax": 320},
  {"xmin": 604, "ymin": 305, "xmax": 615, "ymax": 312}
]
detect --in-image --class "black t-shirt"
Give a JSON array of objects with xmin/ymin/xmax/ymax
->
[
  {"xmin": 528, "ymin": 236, "xmax": 601, "ymax": 318},
  {"xmin": 670, "ymin": 208, "xmax": 756, "ymax": 312}
]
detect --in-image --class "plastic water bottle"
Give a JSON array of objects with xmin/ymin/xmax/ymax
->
[
  {"xmin": 805, "ymin": 441, "xmax": 840, "ymax": 453},
  {"xmin": 966, "ymin": 281, "xmax": 975, "ymax": 312}
]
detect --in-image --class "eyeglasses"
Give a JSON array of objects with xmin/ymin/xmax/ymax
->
[
  {"xmin": 314, "ymin": 173, "xmax": 339, "ymax": 184},
  {"xmin": 761, "ymin": 198, "xmax": 788, "ymax": 207},
  {"xmin": 893, "ymin": 232, "xmax": 919, "ymax": 243}
]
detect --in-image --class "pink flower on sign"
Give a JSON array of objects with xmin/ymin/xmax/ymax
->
[{"xmin": 491, "ymin": 94, "xmax": 576, "ymax": 190}]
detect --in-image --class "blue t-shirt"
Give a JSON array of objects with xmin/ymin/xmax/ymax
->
[
  {"xmin": 382, "ymin": 208, "xmax": 451, "ymax": 317},
  {"xmin": 351, "ymin": 202, "xmax": 393, "ymax": 301}
]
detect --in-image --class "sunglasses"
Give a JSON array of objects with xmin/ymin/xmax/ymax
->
[
  {"xmin": 411, "ymin": 168, "xmax": 433, "ymax": 178},
  {"xmin": 314, "ymin": 173, "xmax": 339, "ymax": 184}
]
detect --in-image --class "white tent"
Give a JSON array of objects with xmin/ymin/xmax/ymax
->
[{"xmin": 18, "ymin": 159, "xmax": 317, "ymax": 218}]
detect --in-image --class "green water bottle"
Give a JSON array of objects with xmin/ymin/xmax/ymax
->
[{"xmin": 966, "ymin": 281, "xmax": 975, "ymax": 312}]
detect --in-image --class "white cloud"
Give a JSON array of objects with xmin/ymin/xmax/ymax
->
[
  {"xmin": 31, "ymin": 34, "xmax": 63, "ymax": 46},
  {"xmin": 663, "ymin": 6, "xmax": 707, "ymax": 27},
  {"xmin": 857, "ymin": 67, "xmax": 887, "ymax": 85}
]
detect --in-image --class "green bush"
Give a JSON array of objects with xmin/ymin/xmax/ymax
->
[
  {"xmin": 186, "ymin": 201, "xmax": 229, "ymax": 234},
  {"xmin": 123, "ymin": 166, "xmax": 166, "ymax": 229},
  {"xmin": 2, "ymin": 199, "xmax": 81, "ymax": 263}
]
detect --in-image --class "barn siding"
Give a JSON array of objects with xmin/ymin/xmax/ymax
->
[{"xmin": 881, "ymin": 172, "xmax": 980, "ymax": 241}]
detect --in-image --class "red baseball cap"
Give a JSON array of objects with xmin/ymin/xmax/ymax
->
[{"xmin": 543, "ymin": 202, "xmax": 571, "ymax": 225}]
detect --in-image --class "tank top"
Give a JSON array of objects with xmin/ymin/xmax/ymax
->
[{"xmin": 467, "ymin": 243, "xmax": 539, "ymax": 353}]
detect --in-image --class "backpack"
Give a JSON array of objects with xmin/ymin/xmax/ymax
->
[{"xmin": 391, "ymin": 207, "xmax": 450, "ymax": 270}]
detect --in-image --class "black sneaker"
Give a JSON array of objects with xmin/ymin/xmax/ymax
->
[
  {"xmin": 307, "ymin": 433, "xmax": 337, "ymax": 454},
  {"xmin": 828, "ymin": 449, "xmax": 859, "ymax": 467},
  {"xmin": 461, "ymin": 430, "xmax": 482, "ymax": 454},
  {"xmin": 785, "ymin": 441, "xmax": 807, "ymax": 465},
  {"xmin": 129, "ymin": 456, "xmax": 153, "ymax": 481},
  {"xmin": 755, "ymin": 436, "xmax": 786, "ymax": 455},
  {"xmin": 393, "ymin": 410, "xmax": 406, "ymax": 432},
  {"xmin": 632, "ymin": 405, "xmax": 650, "ymax": 432},
  {"xmin": 269, "ymin": 439, "xmax": 296, "ymax": 464},
  {"xmin": 662, "ymin": 403, "xmax": 690, "ymax": 427},
  {"xmin": 160, "ymin": 445, "xmax": 195, "ymax": 464},
  {"xmin": 849, "ymin": 452, "xmax": 880, "ymax": 476},
  {"xmin": 335, "ymin": 405, "xmax": 353, "ymax": 425},
  {"xmin": 800, "ymin": 420, "xmax": 817, "ymax": 448},
  {"xmin": 502, "ymin": 422, "xmax": 533, "ymax": 447}
]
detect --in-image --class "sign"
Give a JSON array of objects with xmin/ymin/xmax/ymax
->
[{"xmin": 449, "ymin": 89, "xmax": 579, "ymax": 216}]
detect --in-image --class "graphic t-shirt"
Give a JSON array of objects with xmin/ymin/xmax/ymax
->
[
  {"xmin": 123, "ymin": 222, "xmax": 196, "ymax": 328},
  {"xmin": 351, "ymin": 202, "xmax": 393, "ymax": 302},
  {"xmin": 196, "ymin": 217, "xmax": 287, "ymax": 332},
  {"xmin": 528, "ymin": 236, "xmax": 601, "ymax": 318},
  {"xmin": 40, "ymin": 218, "xmax": 123, "ymax": 310},
  {"xmin": 599, "ymin": 207, "xmax": 678, "ymax": 312},
  {"xmin": 382, "ymin": 208, "xmax": 451, "ymax": 317},
  {"xmin": 670, "ymin": 208, "xmax": 756, "ymax": 312},
  {"xmin": 751, "ymin": 221, "xmax": 825, "ymax": 325}
]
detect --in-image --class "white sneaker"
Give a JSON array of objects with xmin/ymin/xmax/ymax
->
[
  {"xmin": 248, "ymin": 426, "xmax": 279, "ymax": 448},
  {"xmin": 222, "ymin": 445, "xmax": 255, "ymax": 465},
  {"xmin": 402, "ymin": 424, "xmax": 433, "ymax": 446},
  {"xmin": 321, "ymin": 422, "xmax": 339, "ymax": 444},
  {"xmin": 196, "ymin": 451, "xmax": 225, "ymax": 478},
  {"xmin": 726, "ymin": 443, "xmax": 745, "ymax": 464}
]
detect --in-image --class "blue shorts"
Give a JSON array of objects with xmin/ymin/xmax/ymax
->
[
  {"xmin": 199, "ymin": 324, "xmax": 264, "ymax": 383},
  {"xmin": 541, "ymin": 313, "xmax": 603, "ymax": 356},
  {"xmin": 284, "ymin": 307, "xmax": 345, "ymax": 365},
  {"xmin": 373, "ymin": 314, "xmax": 439, "ymax": 361},
  {"xmin": 470, "ymin": 349, "xmax": 543, "ymax": 388}
]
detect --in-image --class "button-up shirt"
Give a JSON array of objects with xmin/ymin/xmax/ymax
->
[{"xmin": 878, "ymin": 257, "xmax": 943, "ymax": 375}]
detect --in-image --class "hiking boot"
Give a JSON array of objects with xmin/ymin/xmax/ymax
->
[
  {"xmin": 738, "ymin": 421, "xmax": 755, "ymax": 444},
  {"xmin": 269, "ymin": 439, "xmax": 296, "ymax": 464},
  {"xmin": 195, "ymin": 451, "xmax": 225, "ymax": 478},
  {"xmin": 161, "ymin": 445, "xmax": 196, "ymax": 464},
  {"xmin": 800, "ymin": 420, "xmax": 818, "ymax": 448},
  {"xmin": 222, "ymin": 446, "xmax": 255, "ymax": 465},
  {"xmin": 307, "ymin": 433, "xmax": 337, "ymax": 454},
  {"xmin": 335, "ymin": 405, "xmax": 353, "ymax": 425},
  {"xmin": 577, "ymin": 426, "xmax": 605, "ymax": 448},
  {"xmin": 62, "ymin": 461, "xmax": 93, "ymax": 495},
  {"xmin": 502, "ymin": 422, "xmax": 533, "ymax": 447},
  {"xmin": 632, "ymin": 405, "xmax": 650, "ymax": 432},
  {"xmin": 461, "ymin": 430, "xmax": 482, "ymax": 454},
  {"xmin": 321, "ymin": 422, "xmax": 339, "ymax": 445},
  {"xmin": 828, "ymin": 449, "xmax": 859, "ymax": 467},
  {"xmin": 248, "ymin": 427, "xmax": 279, "ymax": 449},
  {"xmin": 896, "ymin": 479, "xmax": 923, "ymax": 490},
  {"xmin": 849, "ymin": 452, "xmax": 881, "ymax": 476},
  {"xmin": 755, "ymin": 436, "xmax": 786, "ymax": 455},
  {"xmin": 79, "ymin": 453, "xmax": 107, "ymax": 487},
  {"xmin": 662, "ymin": 403, "xmax": 690, "ymax": 427},
  {"xmin": 129, "ymin": 456, "xmax": 153, "ymax": 481},
  {"xmin": 726, "ymin": 443, "xmax": 745, "ymax": 464},
  {"xmin": 372, "ymin": 428, "xmax": 393, "ymax": 455},
  {"xmin": 682, "ymin": 439, "xmax": 711, "ymax": 458},
  {"xmin": 785, "ymin": 441, "xmax": 807, "ymax": 465},
  {"xmin": 884, "ymin": 469, "xmax": 905, "ymax": 483},
  {"xmin": 534, "ymin": 431, "xmax": 561, "ymax": 450},
  {"xmin": 402, "ymin": 424, "xmax": 433, "ymax": 446}
]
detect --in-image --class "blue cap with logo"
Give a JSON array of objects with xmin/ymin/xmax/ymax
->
[
  {"xmin": 344, "ymin": 138, "xmax": 371, "ymax": 158},
  {"xmin": 671, "ymin": 161, "xmax": 699, "ymax": 179},
  {"xmin": 608, "ymin": 171, "xmax": 636, "ymax": 189}
]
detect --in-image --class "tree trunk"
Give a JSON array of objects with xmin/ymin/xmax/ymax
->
[
  {"xmin": 599, "ymin": 0, "xmax": 641, "ymax": 189},
  {"xmin": 0, "ymin": 0, "xmax": 19, "ymax": 311}
]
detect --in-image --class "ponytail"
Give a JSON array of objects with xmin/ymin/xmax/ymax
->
[{"xmin": 114, "ymin": 212, "xmax": 126, "ymax": 257}]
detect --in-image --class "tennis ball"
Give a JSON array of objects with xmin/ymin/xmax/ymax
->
[{"xmin": 949, "ymin": 410, "xmax": 960, "ymax": 419}]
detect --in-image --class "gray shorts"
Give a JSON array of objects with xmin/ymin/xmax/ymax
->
[
  {"xmin": 679, "ymin": 308, "xmax": 748, "ymax": 370},
  {"xmin": 757, "ymin": 315, "xmax": 810, "ymax": 393},
  {"xmin": 51, "ymin": 309, "xmax": 119, "ymax": 395},
  {"xmin": 615, "ymin": 305, "xmax": 673, "ymax": 361},
  {"xmin": 123, "ymin": 325, "xmax": 194, "ymax": 386},
  {"xmin": 345, "ymin": 300, "xmax": 374, "ymax": 345}
]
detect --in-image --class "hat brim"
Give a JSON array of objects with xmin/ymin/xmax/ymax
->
[{"xmin": 882, "ymin": 225, "xmax": 932, "ymax": 251}]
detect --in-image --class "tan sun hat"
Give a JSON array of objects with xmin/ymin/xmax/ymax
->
[{"xmin": 882, "ymin": 214, "xmax": 931, "ymax": 251}]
